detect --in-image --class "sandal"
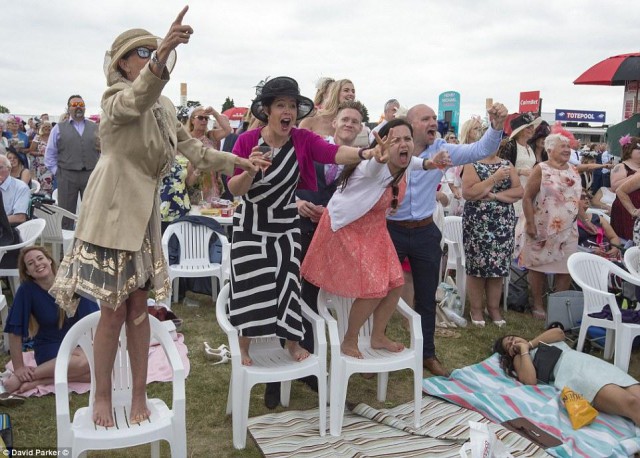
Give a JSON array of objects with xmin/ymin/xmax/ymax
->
[{"xmin": 0, "ymin": 392, "xmax": 26, "ymax": 407}]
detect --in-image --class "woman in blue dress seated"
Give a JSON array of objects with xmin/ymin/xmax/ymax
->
[
  {"xmin": 494, "ymin": 327, "xmax": 640, "ymax": 426},
  {"xmin": 3, "ymin": 247, "xmax": 99, "ymax": 394}
]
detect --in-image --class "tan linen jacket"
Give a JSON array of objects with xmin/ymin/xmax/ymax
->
[{"xmin": 74, "ymin": 65, "xmax": 237, "ymax": 252}]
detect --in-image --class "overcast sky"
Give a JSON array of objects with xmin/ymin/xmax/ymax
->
[{"xmin": 2, "ymin": 0, "xmax": 638, "ymax": 125}]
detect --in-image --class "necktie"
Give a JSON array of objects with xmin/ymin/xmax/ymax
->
[{"xmin": 325, "ymin": 164, "xmax": 339, "ymax": 185}]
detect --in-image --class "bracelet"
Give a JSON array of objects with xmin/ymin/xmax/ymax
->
[
  {"xmin": 519, "ymin": 352, "xmax": 529, "ymax": 356},
  {"xmin": 528, "ymin": 341, "xmax": 533, "ymax": 350},
  {"xmin": 357, "ymin": 148, "xmax": 367, "ymax": 160},
  {"xmin": 151, "ymin": 51, "xmax": 167, "ymax": 69}
]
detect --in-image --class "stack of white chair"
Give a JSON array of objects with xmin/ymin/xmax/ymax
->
[
  {"xmin": 317, "ymin": 290, "xmax": 423, "ymax": 437},
  {"xmin": 33, "ymin": 204, "xmax": 77, "ymax": 262},
  {"xmin": 568, "ymin": 252, "xmax": 640, "ymax": 373},
  {"xmin": 216, "ymin": 283, "xmax": 327, "ymax": 449},
  {"xmin": 55, "ymin": 312, "xmax": 187, "ymax": 457}
]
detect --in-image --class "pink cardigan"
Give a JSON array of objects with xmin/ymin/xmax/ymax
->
[{"xmin": 231, "ymin": 127, "xmax": 339, "ymax": 191}]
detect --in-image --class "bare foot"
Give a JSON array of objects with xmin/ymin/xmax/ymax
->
[
  {"xmin": 341, "ymin": 338, "xmax": 363, "ymax": 359},
  {"xmin": 3, "ymin": 374, "xmax": 22, "ymax": 394},
  {"xmin": 93, "ymin": 398, "xmax": 114, "ymax": 427},
  {"xmin": 239, "ymin": 337, "xmax": 252, "ymax": 366},
  {"xmin": 285, "ymin": 340, "xmax": 310, "ymax": 362},
  {"xmin": 130, "ymin": 395, "xmax": 151, "ymax": 424},
  {"xmin": 371, "ymin": 335, "xmax": 404, "ymax": 353}
]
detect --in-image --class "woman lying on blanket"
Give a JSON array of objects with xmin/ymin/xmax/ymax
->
[
  {"xmin": 494, "ymin": 327, "xmax": 640, "ymax": 426},
  {"xmin": 2, "ymin": 247, "xmax": 99, "ymax": 394}
]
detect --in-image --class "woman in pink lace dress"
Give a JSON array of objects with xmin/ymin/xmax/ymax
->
[
  {"xmin": 301, "ymin": 119, "xmax": 450, "ymax": 358},
  {"xmin": 514, "ymin": 133, "xmax": 586, "ymax": 320}
]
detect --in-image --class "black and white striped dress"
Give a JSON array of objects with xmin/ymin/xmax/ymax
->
[{"xmin": 229, "ymin": 137, "xmax": 304, "ymax": 340}]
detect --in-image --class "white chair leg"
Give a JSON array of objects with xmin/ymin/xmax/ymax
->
[
  {"xmin": 280, "ymin": 380, "xmax": 292, "ymax": 407},
  {"xmin": 503, "ymin": 277, "xmax": 509, "ymax": 312},
  {"xmin": 226, "ymin": 382, "xmax": 233, "ymax": 415},
  {"xmin": 413, "ymin": 367, "xmax": 422, "ymax": 428},
  {"xmin": 329, "ymin": 369, "xmax": 348, "ymax": 437},
  {"xmin": 172, "ymin": 278, "xmax": 179, "ymax": 303},
  {"xmin": 235, "ymin": 380, "xmax": 252, "ymax": 449},
  {"xmin": 576, "ymin": 324, "xmax": 588, "ymax": 352},
  {"xmin": 604, "ymin": 328, "xmax": 615, "ymax": 360},
  {"xmin": 614, "ymin": 329, "xmax": 632, "ymax": 373},
  {"xmin": 151, "ymin": 440, "xmax": 160, "ymax": 458},
  {"xmin": 376, "ymin": 372, "xmax": 388, "ymax": 402},
  {"xmin": 171, "ymin": 427, "xmax": 188, "ymax": 458},
  {"xmin": 317, "ymin": 372, "xmax": 327, "ymax": 437}
]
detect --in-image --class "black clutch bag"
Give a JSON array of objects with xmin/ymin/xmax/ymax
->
[{"xmin": 532, "ymin": 342, "xmax": 563, "ymax": 384}]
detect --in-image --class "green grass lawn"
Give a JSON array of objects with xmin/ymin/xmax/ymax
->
[{"xmin": 4, "ymin": 291, "xmax": 640, "ymax": 457}]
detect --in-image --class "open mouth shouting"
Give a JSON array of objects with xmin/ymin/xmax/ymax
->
[{"xmin": 280, "ymin": 117, "xmax": 292, "ymax": 131}]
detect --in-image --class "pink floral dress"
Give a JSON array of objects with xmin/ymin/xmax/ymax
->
[{"xmin": 514, "ymin": 162, "xmax": 581, "ymax": 272}]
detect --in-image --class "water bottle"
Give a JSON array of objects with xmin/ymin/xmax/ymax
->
[
  {"xmin": 444, "ymin": 295, "xmax": 467, "ymax": 327},
  {"xmin": 452, "ymin": 295, "xmax": 464, "ymax": 316}
]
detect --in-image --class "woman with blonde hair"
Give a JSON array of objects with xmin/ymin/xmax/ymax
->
[
  {"xmin": 313, "ymin": 77, "xmax": 335, "ymax": 110},
  {"xmin": 186, "ymin": 105, "xmax": 233, "ymax": 202},
  {"xmin": 3, "ymin": 247, "xmax": 98, "ymax": 395},
  {"xmin": 299, "ymin": 78, "xmax": 356, "ymax": 137}
]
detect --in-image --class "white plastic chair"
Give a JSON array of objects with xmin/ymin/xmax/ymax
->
[
  {"xmin": 0, "ymin": 295, "xmax": 7, "ymax": 353},
  {"xmin": 624, "ymin": 246, "xmax": 640, "ymax": 277},
  {"xmin": 317, "ymin": 289, "xmax": 423, "ymax": 437},
  {"xmin": 54, "ymin": 312, "xmax": 186, "ymax": 457},
  {"xmin": 441, "ymin": 216, "xmax": 465, "ymax": 301},
  {"xmin": 33, "ymin": 204, "xmax": 77, "ymax": 262},
  {"xmin": 568, "ymin": 252, "xmax": 640, "ymax": 373},
  {"xmin": 216, "ymin": 283, "xmax": 327, "ymax": 449},
  {"xmin": 30, "ymin": 179, "xmax": 41, "ymax": 194},
  {"xmin": 0, "ymin": 219, "xmax": 46, "ymax": 295},
  {"xmin": 586, "ymin": 207, "xmax": 611, "ymax": 223},
  {"xmin": 161, "ymin": 221, "xmax": 230, "ymax": 304}
]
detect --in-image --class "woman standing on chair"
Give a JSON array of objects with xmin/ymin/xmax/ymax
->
[
  {"xmin": 301, "ymin": 119, "xmax": 450, "ymax": 357},
  {"xmin": 228, "ymin": 76, "xmax": 383, "ymax": 366},
  {"xmin": 4, "ymin": 247, "xmax": 98, "ymax": 394},
  {"xmin": 49, "ymin": 7, "xmax": 256, "ymax": 427}
]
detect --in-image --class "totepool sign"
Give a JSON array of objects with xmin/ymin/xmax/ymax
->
[{"xmin": 555, "ymin": 109, "xmax": 606, "ymax": 123}]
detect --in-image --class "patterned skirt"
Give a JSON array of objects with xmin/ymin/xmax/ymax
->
[{"xmin": 50, "ymin": 200, "xmax": 171, "ymax": 316}]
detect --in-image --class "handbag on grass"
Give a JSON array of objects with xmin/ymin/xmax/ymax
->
[
  {"xmin": 0, "ymin": 413, "xmax": 12, "ymax": 453},
  {"xmin": 532, "ymin": 343, "xmax": 562, "ymax": 384}
]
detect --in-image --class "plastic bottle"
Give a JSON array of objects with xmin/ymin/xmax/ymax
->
[{"xmin": 444, "ymin": 295, "xmax": 467, "ymax": 327}]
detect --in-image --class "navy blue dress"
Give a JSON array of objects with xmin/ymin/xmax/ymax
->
[{"xmin": 4, "ymin": 281, "xmax": 99, "ymax": 365}]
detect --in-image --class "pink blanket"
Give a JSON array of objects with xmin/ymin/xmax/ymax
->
[{"xmin": 4, "ymin": 334, "xmax": 191, "ymax": 397}]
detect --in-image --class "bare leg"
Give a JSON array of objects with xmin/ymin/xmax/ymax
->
[
  {"xmin": 124, "ymin": 289, "xmax": 151, "ymax": 424},
  {"xmin": 92, "ymin": 303, "xmax": 127, "ymax": 427},
  {"xmin": 342, "ymin": 298, "xmax": 380, "ymax": 358},
  {"xmin": 239, "ymin": 336, "xmax": 252, "ymax": 366},
  {"xmin": 466, "ymin": 275, "xmax": 486, "ymax": 322},
  {"xmin": 528, "ymin": 270, "xmax": 547, "ymax": 319},
  {"xmin": 3, "ymin": 374, "xmax": 22, "ymax": 394},
  {"xmin": 593, "ymin": 384, "xmax": 640, "ymax": 426},
  {"xmin": 285, "ymin": 340, "xmax": 310, "ymax": 361},
  {"xmin": 370, "ymin": 286, "xmax": 404, "ymax": 352},
  {"xmin": 485, "ymin": 278, "xmax": 505, "ymax": 322},
  {"xmin": 553, "ymin": 273, "xmax": 572, "ymax": 293}
]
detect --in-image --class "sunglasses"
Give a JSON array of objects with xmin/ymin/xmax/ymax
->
[
  {"xmin": 69, "ymin": 101, "xmax": 85, "ymax": 108},
  {"xmin": 391, "ymin": 184, "xmax": 399, "ymax": 211},
  {"xmin": 195, "ymin": 115, "xmax": 210, "ymax": 121}
]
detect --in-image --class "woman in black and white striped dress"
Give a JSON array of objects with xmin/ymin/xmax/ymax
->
[{"xmin": 228, "ymin": 77, "xmax": 385, "ymax": 366}]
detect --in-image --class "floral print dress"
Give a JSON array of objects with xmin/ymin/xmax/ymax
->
[
  {"xmin": 514, "ymin": 162, "xmax": 581, "ymax": 271},
  {"xmin": 160, "ymin": 154, "xmax": 190, "ymax": 223},
  {"xmin": 462, "ymin": 160, "xmax": 516, "ymax": 278},
  {"xmin": 28, "ymin": 135, "xmax": 54, "ymax": 196}
]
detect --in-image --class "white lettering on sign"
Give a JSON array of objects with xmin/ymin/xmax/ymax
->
[
  {"xmin": 566, "ymin": 112, "xmax": 595, "ymax": 120},
  {"xmin": 520, "ymin": 99, "xmax": 538, "ymax": 106}
]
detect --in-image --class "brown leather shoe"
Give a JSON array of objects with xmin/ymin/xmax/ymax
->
[{"xmin": 423, "ymin": 356, "xmax": 451, "ymax": 377}]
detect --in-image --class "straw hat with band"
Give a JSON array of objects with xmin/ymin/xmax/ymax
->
[
  {"xmin": 103, "ymin": 28, "xmax": 177, "ymax": 86},
  {"xmin": 250, "ymin": 77, "xmax": 314, "ymax": 123},
  {"xmin": 509, "ymin": 112, "xmax": 543, "ymax": 140}
]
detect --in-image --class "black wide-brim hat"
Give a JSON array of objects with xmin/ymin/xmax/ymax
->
[
  {"xmin": 250, "ymin": 76, "xmax": 314, "ymax": 123},
  {"xmin": 509, "ymin": 112, "xmax": 542, "ymax": 140}
]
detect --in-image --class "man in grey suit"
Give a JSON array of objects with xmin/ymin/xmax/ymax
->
[{"xmin": 45, "ymin": 95, "xmax": 99, "ymax": 228}]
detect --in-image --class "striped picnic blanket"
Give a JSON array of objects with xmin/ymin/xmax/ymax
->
[
  {"xmin": 423, "ymin": 353, "xmax": 640, "ymax": 457},
  {"xmin": 248, "ymin": 395, "xmax": 549, "ymax": 457}
]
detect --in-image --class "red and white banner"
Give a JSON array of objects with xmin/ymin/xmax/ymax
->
[{"xmin": 519, "ymin": 91, "xmax": 540, "ymax": 114}]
